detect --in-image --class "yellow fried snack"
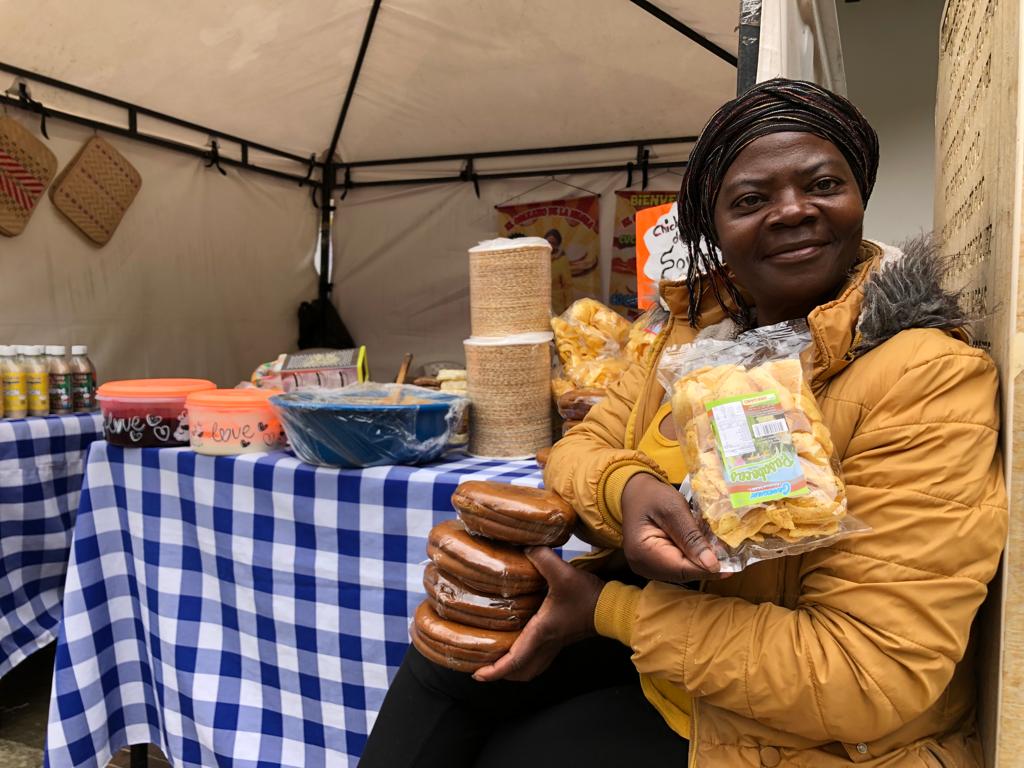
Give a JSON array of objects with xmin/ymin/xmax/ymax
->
[
  {"xmin": 550, "ymin": 299, "xmax": 635, "ymax": 400},
  {"xmin": 671, "ymin": 358, "xmax": 847, "ymax": 548}
]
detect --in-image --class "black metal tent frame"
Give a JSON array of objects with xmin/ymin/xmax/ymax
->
[{"xmin": 0, "ymin": 0, "xmax": 760, "ymax": 324}]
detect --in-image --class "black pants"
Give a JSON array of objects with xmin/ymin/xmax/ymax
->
[{"xmin": 359, "ymin": 636, "xmax": 689, "ymax": 767}]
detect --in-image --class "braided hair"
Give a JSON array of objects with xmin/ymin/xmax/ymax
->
[{"xmin": 678, "ymin": 78, "xmax": 880, "ymax": 327}]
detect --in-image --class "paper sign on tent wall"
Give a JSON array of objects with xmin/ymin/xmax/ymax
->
[
  {"xmin": 496, "ymin": 195, "xmax": 601, "ymax": 314},
  {"xmin": 610, "ymin": 190, "xmax": 676, "ymax": 318},
  {"xmin": 635, "ymin": 201, "xmax": 709, "ymax": 310}
]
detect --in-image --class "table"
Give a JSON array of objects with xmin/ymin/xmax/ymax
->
[
  {"xmin": 0, "ymin": 412, "xmax": 104, "ymax": 680},
  {"xmin": 45, "ymin": 444, "xmax": 589, "ymax": 768}
]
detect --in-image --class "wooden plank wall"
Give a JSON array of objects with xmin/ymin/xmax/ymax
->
[{"xmin": 935, "ymin": 1, "xmax": 1019, "ymax": 765}]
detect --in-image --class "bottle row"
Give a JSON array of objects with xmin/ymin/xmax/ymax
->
[{"xmin": 1, "ymin": 345, "xmax": 97, "ymax": 419}]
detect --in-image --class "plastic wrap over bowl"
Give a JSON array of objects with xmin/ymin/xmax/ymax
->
[{"xmin": 270, "ymin": 383, "xmax": 469, "ymax": 468}]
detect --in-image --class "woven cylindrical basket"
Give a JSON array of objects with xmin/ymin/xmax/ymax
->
[
  {"xmin": 469, "ymin": 238, "xmax": 552, "ymax": 337},
  {"xmin": 465, "ymin": 333, "xmax": 552, "ymax": 458}
]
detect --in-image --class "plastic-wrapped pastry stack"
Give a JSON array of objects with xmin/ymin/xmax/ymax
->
[
  {"xmin": 411, "ymin": 481, "xmax": 576, "ymax": 672},
  {"xmin": 465, "ymin": 238, "xmax": 554, "ymax": 458}
]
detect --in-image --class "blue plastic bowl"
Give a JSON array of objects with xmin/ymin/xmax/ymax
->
[{"xmin": 270, "ymin": 386, "xmax": 467, "ymax": 468}]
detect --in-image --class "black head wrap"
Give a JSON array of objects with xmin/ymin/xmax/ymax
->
[{"xmin": 678, "ymin": 78, "xmax": 880, "ymax": 327}]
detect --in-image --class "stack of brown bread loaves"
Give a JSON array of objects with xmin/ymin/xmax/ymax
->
[{"xmin": 411, "ymin": 481, "xmax": 577, "ymax": 672}]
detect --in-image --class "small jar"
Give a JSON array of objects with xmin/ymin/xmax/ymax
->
[
  {"xmin": 23, "ymin": 346, "xmax": 49, "ymax": 417},
  {"xmin": 46, "ymin": 346, "xmax": 74, "ymax": 415}
]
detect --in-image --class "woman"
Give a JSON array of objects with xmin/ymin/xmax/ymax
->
[{"xmin": 361, "ymin": 79, "xmax": 1006, "ymax": 767}]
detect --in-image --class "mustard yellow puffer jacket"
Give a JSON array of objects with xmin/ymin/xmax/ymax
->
[{"xmin": 545, "ymin": 240, "xmax": 1007, "ymax": 767}]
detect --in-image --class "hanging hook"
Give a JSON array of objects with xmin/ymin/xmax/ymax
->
[
  {"xmin": 339, "ymin": 166, "xmax": 352, "ymax": 201},
  {"xmin": 204, "ymin": 138, "xmax": 227, "ymax": 176},
  {"xmin": 299, "ymin": 153, "xmax": 316, "ymax": 187},
  {"xmin": 461, "ymin": 158, "xmax": 480, "ymax": 198},
  {"xmin": 636, "ymin": 146, "xmax": 651, "ymax": 190},
  {"xmin": 17, "ymin": 82, "xmax": 48, "ymax": 139}
]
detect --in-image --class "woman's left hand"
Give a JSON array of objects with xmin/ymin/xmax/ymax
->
[{"xmin": 472, "ymin": 546, "xmax": 605, "ymax": 683}]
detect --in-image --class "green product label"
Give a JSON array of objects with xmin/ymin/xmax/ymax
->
[
  {"xmin": 50, "ymin": 373, "xmax": 73, "ymax": 411},
  {"xmin": 72, "ymin": 372, "xmax": 95, "ymax": 410},
  {"xmin": 706, "ymin": 389, "xmax": 807, "ymax": 508}
]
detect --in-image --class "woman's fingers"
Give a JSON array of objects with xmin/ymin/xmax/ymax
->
[
  {"xmin": 651, "ymin": 504, "xmax": 720, "ymax": 573},
  {"xmin": 472, "ymin": 613, "xmax": 552, "ymax": 682},
  {"xmin": 523, "ymin": 545, "xmax": 569, "ymax": 583}
]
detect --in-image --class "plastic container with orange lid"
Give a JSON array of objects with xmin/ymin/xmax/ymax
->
[
  {"xmin": 186, "ymin": 388, "xmax": 287, "ymax": 456},
  {"xmin": 97, "ymin": 379, "xmax": 216, "ymax": 447}
]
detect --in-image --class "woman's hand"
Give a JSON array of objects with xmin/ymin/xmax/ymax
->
[
  {"xmin": 472, "ymin": 546, "xmax": 604, "ymax": 683},
  {"xmin": 620, "ymin": 472, "xmax": 722, "ymax": 584}
]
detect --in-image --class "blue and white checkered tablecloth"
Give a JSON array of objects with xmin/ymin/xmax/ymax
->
[
  {"xmin": 45, "ymin": 443, "xmax": 589, "ymax": 768},
  {"xmin": 0, "ymin": 413, "xmax": 104, "ymax": 680}
]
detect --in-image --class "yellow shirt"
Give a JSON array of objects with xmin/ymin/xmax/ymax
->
[{"xmin": 614, "ymin": 402, "xmax": 694, "ymax": 739}]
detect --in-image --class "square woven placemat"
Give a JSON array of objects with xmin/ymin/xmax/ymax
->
[
  {"xmin": 0, "ymin": 116, "xmax": 57, "ymax": 237},
  {"xmin": 50, "ymin": 136, "xmax": 142, "ymax": 245}
]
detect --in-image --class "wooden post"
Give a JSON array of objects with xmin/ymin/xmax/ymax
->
[{"xmin": 935, "ymin": 1, "xmax": 1020, "ymax": 765}]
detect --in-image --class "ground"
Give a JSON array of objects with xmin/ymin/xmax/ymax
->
[{"xmin": 0, "ymin": 645, "xmax": 171, "ymax": 767}]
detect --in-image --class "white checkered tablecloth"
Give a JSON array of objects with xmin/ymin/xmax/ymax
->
[
  {"xmin": 0, "ymin": 413, "xmax": 104, "ymax": 680},
  {"xmin": 45, "ymin": 444, "xmax": 589, "ymax": 768}
]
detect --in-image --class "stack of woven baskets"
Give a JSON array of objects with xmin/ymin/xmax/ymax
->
[{"xmin": 465, "ymin": 237, "xmax": 553, "ymax": 458}]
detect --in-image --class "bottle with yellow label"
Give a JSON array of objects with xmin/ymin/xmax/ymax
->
[
  {"xmin": 1, "ymin": 346, "xmax": 27, "ymax": 418},
  {"xmin": 24, "ymin": 345, "xmax": 50, "ymax": 417}
]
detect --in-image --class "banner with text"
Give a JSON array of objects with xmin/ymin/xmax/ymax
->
[{"xmin": 497, "ymin": 195, "xmax": 600, "ymax": 314}]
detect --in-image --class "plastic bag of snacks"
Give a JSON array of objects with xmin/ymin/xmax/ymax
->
[
  {"xmin": 657, "ymin": 320, "xmax": 866, "ymax": 571},
  {"xmin": 550, "ymin": 299, "xmax": 667, "ymax": 397},
  {"xmin": 550, "ymin": 299, "xmax": 632, "ymax": 396}
]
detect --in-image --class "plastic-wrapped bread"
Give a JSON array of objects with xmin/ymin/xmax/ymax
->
[
  {"xmin": 451, "ymin": 481, "xmax": 576, "ymax": 546},
  {"xmin": 411, "ymin": 601, "xmax": 519, "ymax": 673},
  {"xmin": 423, "ymin": 563, "xmax": 544, "ymax": 631},
  {"xmin": 427, "ymin": 519, "xmax": 545, "ymax": 597}
]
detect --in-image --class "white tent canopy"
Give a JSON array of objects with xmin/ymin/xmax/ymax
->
[{"xmin": 0, "ymin": 1, "xmax": 837, "ymax": 383}]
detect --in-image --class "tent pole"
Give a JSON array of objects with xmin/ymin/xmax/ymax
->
[
  {"xmin": 326, "ymin": 0, "xmax": 383, "ymax": 161},
  {"xmin": 339, "ymin": 135, "xmax": 698, "ymax": 171},
  {"xmin": 628, "ymin": 0, "xmax": 738, "ymax": 66},
  {"xmin": 340, "ymin": 159, "xmax": 687, "ymax": 189},
  {"xmin": 736, "ymin": 0, "xmax": 762, "ymax": 94},
  {"xmin": 0, "ymin": 62, "xmax": 319, "ymax": 167},
  {"xmin": 319, "ymin": 161, "xmax": 336, "ymax": 304},
  {"xmin": 0, "ymin": 95, "xmax": 315, "ymax": 186}
]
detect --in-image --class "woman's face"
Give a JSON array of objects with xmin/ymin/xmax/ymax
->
[{"xmin": 712, "ymin": 132, "xmax": 865, "ymax": 326}]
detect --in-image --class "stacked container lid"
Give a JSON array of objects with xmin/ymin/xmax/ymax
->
[{"xmin": 465, "ymin": 237, "xmax": 553, "ymax": 458}]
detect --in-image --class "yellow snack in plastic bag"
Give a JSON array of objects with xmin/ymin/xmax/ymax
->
[{"xmin": 659, "ymin": 322, "xmax": 865, "ymax": 569}]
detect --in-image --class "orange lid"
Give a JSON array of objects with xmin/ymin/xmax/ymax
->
[
  {"xmin": 97, "ymin": 378, "xmax": 217, "ymax": 399},
  {"xmin": 186, "ymin": 388, "xmax": 283, "ymax": 409}
]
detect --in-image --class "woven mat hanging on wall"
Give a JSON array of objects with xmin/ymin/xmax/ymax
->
[
  {"xmin": 51, "ymin": 136, "xmax": 142, "ymax": 245},
  {"xmin": 0, "ymin": 116, "xmax": 58, "ymax": 237}
]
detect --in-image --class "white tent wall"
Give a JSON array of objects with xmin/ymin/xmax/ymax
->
[
  {"xmin": 331, "ymin": 167, "xmax": 680, "ymax": 379},
  {"xmin": 0, "ymin": 117, "xmax": 317, "ymax": 386}
]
